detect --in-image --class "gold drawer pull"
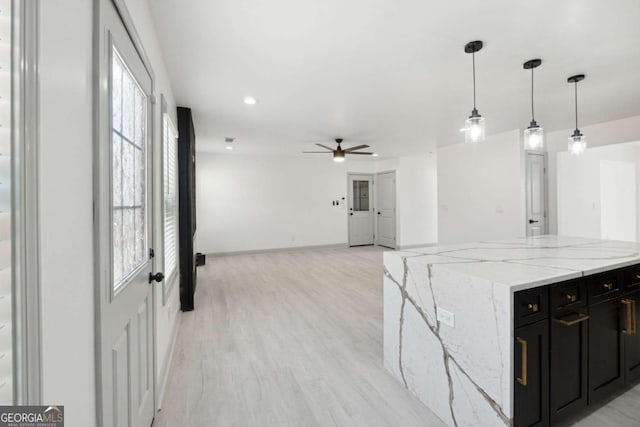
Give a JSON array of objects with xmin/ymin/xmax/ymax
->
[
  {"xmin": 635, "ymin": 274, "xmax": 640, "ymax": 280},
  {"xmin": 517, "ymin": 337, "xmax": 528, "ymax": 387},
  {"xmin": 553, "ymin": 313, "xmax": 590, "ymax": 326},
  {"xmin": 527, "ymin": 303, "xmax": 539, "ymax": 313},
  {"xmin": 603, "ymin": 282, "xmax": 614, "ymax": 291},
  {"xmin": 564, "ymin": 293, "xmax": 577, "ymax": 302},
  {"xmin": 622, "ymin": 299, "xmax": 637, "ymax": 335}
]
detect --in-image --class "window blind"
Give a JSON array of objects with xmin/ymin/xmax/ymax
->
[
  {"xmin": 0, "ymin": 0, "xmax": 13, "ymax": 404},
  {"xmin": 164, "ymin": 116, "xmax": 178, "ymax": 281}
]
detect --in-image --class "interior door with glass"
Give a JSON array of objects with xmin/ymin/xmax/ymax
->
[
  {"xmin": 97, "ymin": 2, "xmax": 157, "ymax": 426},
  {"xmin": 526, "ymin": 152, "xmax": 547, "ymax": 236},
  {"xmin": 348, "ymin": 175, "xmax": 374, "ymax": 246}
]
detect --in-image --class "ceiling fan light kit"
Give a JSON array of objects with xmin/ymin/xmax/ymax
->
[
  {"xmin": 523, "ymin": 59, "xmax": 544, "ymax": 150},
  {"xmin": 464, "ymin": 40, "xmax": 486, "ymax": 144},
  {"xmin": 303, "ymin": 138, "xmax": 374, "ymax": 162}
]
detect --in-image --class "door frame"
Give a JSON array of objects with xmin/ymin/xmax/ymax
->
[
  {"xmin": 374, "ymin": 170, "xmax": 397, "ymax": 249},
  {"xmin": 93, "ymin": 0, "xmax": 159, "ymax": 425},
  {"xmin": 525, "ymin": 151, "xmax": 549, "ymax": 236},
  {"xmin": 347, "ymin": 173, "xmax": 375, "ymax": 246}
]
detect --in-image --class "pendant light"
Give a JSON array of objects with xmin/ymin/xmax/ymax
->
[
  {"xmin": 523, "ymin": 59, "xmax": 544, "ymax": 150},
  {"xmin": 567, "ymin": 74, "xmax": 586, "ymax": 155},
  {"xmin": 464, "ymin": 41, "xmax": 485, "ymax": 143}
]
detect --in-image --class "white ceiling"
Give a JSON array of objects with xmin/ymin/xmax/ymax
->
[{"xmin": 150, "ymin": 0, "xmax": 640, "ymax": 156}]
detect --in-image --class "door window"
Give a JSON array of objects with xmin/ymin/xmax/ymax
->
[
  {"xmin": 352, "ymin": 180, "xmax": 370, "ymax": 211},
  {"xmin": 111, "ymin": 47, "xmax": 148, "ymax": 290}
]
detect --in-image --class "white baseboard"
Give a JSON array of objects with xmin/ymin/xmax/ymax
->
[
  {"xmin": 157, "ymin": 309, "xmax": 181, "ymax": 411},
  {"xmin": 397, "ymin": 242, "xmax": 438, "ymax": 250},
  {"xmin": 207, "ymin": 242, "xmax": 350, "ymax": 257}
]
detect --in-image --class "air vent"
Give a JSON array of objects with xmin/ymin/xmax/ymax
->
[{"xmin": 224, "ymin": 137, "xmax": 235, "ymax": 143}]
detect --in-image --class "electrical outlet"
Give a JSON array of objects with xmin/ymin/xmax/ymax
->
[{"xmin": 436, "ymin": 307, "xmax": 455, "ymax": 328}]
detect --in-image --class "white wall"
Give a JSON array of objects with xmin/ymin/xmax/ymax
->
[
  {"xmin": 395, "ymin": 156, "xmax": 438, "ymax": 248},
  {"xmin": 38, "ymin": 0, "xmax": 179, "ymax": 424},
  {"xmin": 547, "ymin": 115, "xmax": 640, "ymax": 234},
  {"xmin": 437, "ymin": 130, "xmax": 526, "ymax": 244},
  {"xmin": 195, "ymin": 154, "xmax": 438, "ymax": 254},
  {"xmin": 39, "ymin": 0, "xmax": 95, "ymax": 424},
  {"xmin": 557, "ymin": 143, "xmax": 638, "ymax": 241}
]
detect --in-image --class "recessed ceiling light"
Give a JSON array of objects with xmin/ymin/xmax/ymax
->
[
  {"xmin": 372, "ymin": 153, "xmax": 379, "ymax": 157},
  {"xmin": 225, "ymin": 146, "xmax": 233, "ymax": 150},
  {"xmin": 243, "ymin": 96, "xmax": 257, "ymax": 105}
]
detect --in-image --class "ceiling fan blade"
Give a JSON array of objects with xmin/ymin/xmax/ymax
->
[
  {"xmin": 344, "ymin": 144, "xmax": 370, "ymax": 152},
  {"xmin": 347, "ymin": 152, "xmax": 375, "ymax": 155},
  {"xmin": 303, "ymin": 151, "xmax": 332, "ymax": 153},
  {"xmin": 315, "ymin": 143, "xmax": 335, "ymax": 151}
]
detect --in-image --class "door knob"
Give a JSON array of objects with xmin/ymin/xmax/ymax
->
[
  {"xmin": 149, "ymin": 272, "xmax": 165, "ymax": 284},
  {"xmin": 528, "ymin": 219, "xmax": 539, "ymax": 224}
]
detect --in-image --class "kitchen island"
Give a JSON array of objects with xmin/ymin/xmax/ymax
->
[{"xmin": 383, "ymin": 235, "xmax": 640, "ymax": 426}]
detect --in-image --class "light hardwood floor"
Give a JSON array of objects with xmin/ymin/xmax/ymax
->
[{"xmin": 154, "ymin": 246, "xmax": 640, "ymax": 427}]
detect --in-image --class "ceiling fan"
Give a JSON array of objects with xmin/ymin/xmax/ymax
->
[{"xmin": 303, "ymin": 138, "xmax": 374, "ymax": 162}]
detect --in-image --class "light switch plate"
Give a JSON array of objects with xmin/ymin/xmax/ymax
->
[{"xmin": 437, "ymin": 307, "xmax": 455, "ymax": 328}]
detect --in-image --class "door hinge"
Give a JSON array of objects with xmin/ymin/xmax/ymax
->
[{"xmin": 149, "ymin": 248, "xmax": 155, "ymax": 259}]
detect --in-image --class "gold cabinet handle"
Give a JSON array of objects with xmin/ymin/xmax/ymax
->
[
  {"xmin": 516, "ymin": 337, "xmax": 527, "ymax": 386},
  {"xmin": 603, "ymin": 282, "xmax": 614, "ymax": 291},
  {"xmin": 564, "ymin": 293, "xmax": 577, "ymax": 303},
  {"xmin": 635, "ymin": 274, "xmax": 640, "ymax": 280},
  {"xmin": 553, "ymin": 313, "xmax": 590, "ymax": 326},
  {"xmin": 527, "ymin": 303, "xmax": 539, "ymax": 313},
  {"xmin": 622, "ymin": 299, "xmax": 637, "ymax": 335}
]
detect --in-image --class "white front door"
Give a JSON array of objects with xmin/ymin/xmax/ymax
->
[
  {"xmin": 96, "ymin": 2, "xmax": 156, "ymax": 426},
  {"xmin": 348, "ymin": 175, "xmax": 374, "ymax": 246},
  {"xmin": 525, "ymin": 152, "xmax": 547, "ymax": 236},
  {"xmin": 376, "ymin": 171, "xmax": 396, "ymax": 248}
]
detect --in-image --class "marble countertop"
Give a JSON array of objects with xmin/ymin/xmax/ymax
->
[{"xmin": 387, "ymin": 235, "xmax": 640, "ymax": 292}]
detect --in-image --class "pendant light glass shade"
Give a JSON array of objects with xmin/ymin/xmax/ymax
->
[
  {"xmin": 464, "ymin": 41, "xmax": 485, "ymax": 143},
  {"xmin": 523, "ymin": 59, "xmax": 544, "ymax": 150},
  {"xmin": 567, "ymin": 74, "xmax": 586, "ymax": 155},
  {"xmin": 568, "ymin": 130, "xmax": 587, "ymax": 155},
  {"xmin": 465, "ymin": 111, "xmax": 485, "ymax": 143},
  {"xmin": 524, "ymin": 122, "xmax": 544, "ymax": 150}
]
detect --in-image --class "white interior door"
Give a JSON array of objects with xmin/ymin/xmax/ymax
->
[
  {"xmin": 525, "ymin": 152, "xmax": 547, "ymax": 236},
  {"xmin": 348, "ymin": 175, "xmax": 374, "ymax": 246},
  {"xmin": 97, "ymin": 2, "xmax": 156, "ymax": 425},
  {"xmin": 376, "ymin": 171, "xmax": 396, "ymax": 248}
]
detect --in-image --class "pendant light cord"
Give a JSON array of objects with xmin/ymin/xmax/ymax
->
[
  {"xmin": 574, "ymin": 81, "xmax": 579, "ymax": 130},
  {"xmin": 472, "ymin": 51, "xmax": 477, "ymax": 110},
  {"xmin": 531, "ymin": 68, "xmax": 535, "ymax": 121}
]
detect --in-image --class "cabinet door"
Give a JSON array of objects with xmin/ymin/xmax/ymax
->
[
  {"xmin": 514, "ymin": 320, "xmax": 549, "ymax": 427},
  {"xmin": 550, "ymin": 311, "xmax": 588, "ymax": 423},
  {"xmin": 588, "ymin": 299, "xmax": 625, "ymax": 404},
  {"xmin": 624, "ymin": 290, "xmax": 640, "ymax": 383}
]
